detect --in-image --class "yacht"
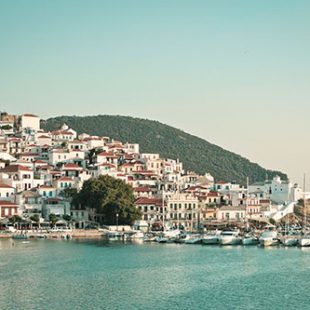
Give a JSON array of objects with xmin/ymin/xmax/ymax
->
[
  {"xmin": 219, "ymin": 230, "xmax": 242, "ymax": 246},
  {"xmin": 202, "ymin": 230, "xmax": 221, "ymax": 245},
  {"xmin": 281, "ymin": 231, "xmax": 299, "ymax": 247},
  {"xmin": 299, "ymin": 232, "xmax": 310, "ymax": 247},
  {"xmin": 259, "ymin": 230, "xmax": 280, "ymax": 247},
  {"xmin": 242, "ymin": 233, "xmax": 259, "ymax": 246},
  {"xmin": 184, "ymin": 234, "xmax": 202, "ymax": 244}
]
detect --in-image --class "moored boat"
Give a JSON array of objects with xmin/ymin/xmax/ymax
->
[
  {"xmin": 185, "ymin": 234, "xmax": 202, "ymax": 244},
  {"xmin": 299, "ymin": 233, "xmax": 310, "ymax": 247},
  {"xmin": 219, "ymin": 230, "xmax": 241, "ymax": 246},
  {"xmin": 242, "ymin": 234, "xmax": 259, "ymax": 246},
  {"xmin": 259, "ymin": 231, "xmax": 279, "ymax": 247},
  {"xmin": 202, "ymin": 231, "xmax": 221, "ymax": 245}
]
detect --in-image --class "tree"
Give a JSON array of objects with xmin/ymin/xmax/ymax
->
[
  {"xmin": 73, "ymin": 175, "xmax": 141, "ymax": 225},
  {"xmin": 63, "ymin": 214, "xmax": 71, "ymax": 222},
  {"xmin": 9, "ymin": 215, "xmax": 22, "ymax": 224},
  {"xmin": 30, "ymin": 214, "xmax": 40, "ymax": 224},
  {"xmin": 49, "ymin": 213, "xmax": 58, "ymax": 227}
]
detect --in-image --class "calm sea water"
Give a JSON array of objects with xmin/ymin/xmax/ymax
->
[{"xmin": 0, "ymin": 239, "xmax": 310, "ymax": 310}]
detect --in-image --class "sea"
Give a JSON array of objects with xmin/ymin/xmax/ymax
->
[{"xmin": 0, "ymin": 239, "xmax": 309, "ymax": 310}]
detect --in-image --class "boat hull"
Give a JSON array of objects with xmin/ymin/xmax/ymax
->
[
  {"xmin": 259, "ymin": 239, "xmax": 279, "ymax": 247},
  {"xmin": 299, "ymin": 238, "xmax": 310, "ymax": 247},
  {"xmin": 282, "ymin": 238, "xmax": 298, "ymax": 247},
  {"xmin": 219, "ymin": 237, "xmax": 241, "ymax": 246},
  {"xmin": 242, "ymin": 237, "xmax": 258, "ymax": 246},
  {"xmin": 202, "ymin": 237, "xmax": 219, "ymax": 245}
]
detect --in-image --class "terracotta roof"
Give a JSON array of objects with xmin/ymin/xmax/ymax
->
[
  {"xmin": 34, "ymin": 160, "xmax": 48, "ymax": 164},
  {"xmin": 0, "ymin": 183, "xmax": 14, "ymax": 189},
  {"xmin": 51, "ymin": 130, "xmax": 73, "ymax": 136},
  {"xmin": 135, "ymin": 197, "xmax": 162, "ymax": 206},
  {"xmin": 38, "ymin": 135, "xmax": 50, "ymax": 139},
  {"xmin": 22, "ymin": 114, "xmax": 38, "ymax": 118},
  {"xmin": 57, "ymin": 176, "xmax": 74, "ymax": 182},
  {"xmin": 62, "ymin": 163, "xmax": 82, "ymax": 170},
  {"xmin": 0, "ymin": 165, "xmax": 32, "ymax": 173},
  {"xmin": 97, "ymin": 152, "xmax": 118, "ymax": 158},
  {"xmin": 207, "ymin": 191, "xmax": 220, "ymax": 197},
  {"xmin": 134, "ymin": 187, "xmax": 153, "ymax": 192},
  {"xmin": 0, "ymin": 200, "xmax": 17, "ymax": 207}
]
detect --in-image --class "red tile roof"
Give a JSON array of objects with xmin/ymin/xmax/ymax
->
[
  {"xmin": 0, "ymin": 183, "xmax": 14, "ymax": 189},
  {"xmin": 135, "ymin": 197, "xmax": 162, "ymax": 206},
  {"xmin": 0, "ymin": 200, "xmax": 17, "ymax": 207},
  {"xmin": 0, "ymin": 165, "xmax": 32, "ymax": 173},
  {"xmin": 62, "ymin": 163, "xmax": 82, "ymax": 170},
  {"xmin": 22, "ymin": 114, "xmax": 38, "ymax": 118}
]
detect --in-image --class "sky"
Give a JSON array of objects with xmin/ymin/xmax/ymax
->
[{"xmin": 0, "ymin": 0, "xmax": 309, "ymax": 186}]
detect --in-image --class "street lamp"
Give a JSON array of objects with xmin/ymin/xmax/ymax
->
[{"xmin": 116, "ymin": 213, "xmax": 119, "ymax": 231}]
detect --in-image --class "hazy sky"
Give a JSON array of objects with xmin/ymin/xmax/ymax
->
[{"xmin": 1, "ymin": 0, "xmax": 309, "ymax": 186}]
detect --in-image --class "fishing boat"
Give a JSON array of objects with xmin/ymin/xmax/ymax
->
[{"xmin": 219, "ymin": 230, "xmax": 242, "ymax": 246}]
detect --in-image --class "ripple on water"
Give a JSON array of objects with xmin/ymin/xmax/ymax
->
[{"xmin": 0, "ymin": 240, "xmax": 310, "ymax": 310}]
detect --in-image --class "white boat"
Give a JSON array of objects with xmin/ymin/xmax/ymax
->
[
  {"xmin": 130, "ymin": 231, "xmax": 145, "ymax": 240},
  {"xmin": 299, "ymin": 233, "xmax": 310, "ymax": 247},
  {"xmin": 107, "ymin": 231, "xmax": 122, "ymax": 241},
  {"xmin": 259, "ymin": 231, "xmax": 280, "ymax": 247},
  {"xmin": 219, "ymin": 231, "xmax": 242, "ymax": 246},
  {"xmin": 281, "ymin": 231, "xmax": 299, "ymax": 247},
  {"xmin": 155, "ymin": 236, "xmax": 170, "ymax": 243},
  {"xmin": 202, "ymin": 231, "xmax": 221, "ymax": 245},
  {"xmin": 242, "ymin": 234, "xmax": 258, "ymax": 246},
  {"xmin": 185, "ymin": 234, "xmax": 202, "ymax": 244}
]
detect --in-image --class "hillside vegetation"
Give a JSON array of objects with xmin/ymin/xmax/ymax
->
[{"xmin": 42, "ymin": 115, "xmax": 287, "ymax": 185}]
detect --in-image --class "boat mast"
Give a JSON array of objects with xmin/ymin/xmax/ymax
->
[
  {"xmin": 162, "ymin": 184, "xmax": 165, "ymax": 230},
  {"xmin": 303, "ymin": 173, "xmax": 306, "ymax": 228},
  {"xmin": 245, "ymin": 177, "xmax": 249, "ymax": 230}
]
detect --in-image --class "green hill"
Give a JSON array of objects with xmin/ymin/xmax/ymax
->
[{"xmin": 41, "ymin": 115, "xmax": 287, "ymax": 185}]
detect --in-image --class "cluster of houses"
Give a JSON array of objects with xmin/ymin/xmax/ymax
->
[{"xmin": 0, "ymin": 112, "xmax": 304, "ymax": 230}]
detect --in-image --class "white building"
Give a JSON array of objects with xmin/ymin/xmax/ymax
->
[{"xmin": 20, "ymin": 114, "xmax": 40, "ymax": 131}]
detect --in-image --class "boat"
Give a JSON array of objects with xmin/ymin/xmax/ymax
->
[
  {"xmin": 259, "ymin": 230, "xmax": 280, "ymax": 247},
  {"xmin": 299, "ymin": 232, "xmax": 310, "ymax": 247},
  {"xmin": 107, "ymin": 231, "xmax": 122, "ymax": 241},
  {"xmin": 202, "ymin": 231, "xmax": 221, "ymax": 245},
  {"xmin": 12, "ymin": 233, "xmax": 28, "ymax": 240},
  {"xmin": 281, "ymin": 231, "xmax": 299, "ymax": 247},
  {"xmin": 242, "ymin": 233, "xmax": 259, "ymax": 246},
  {"xmin": 219, "ymin": 230, "xmax": 242, "ymax": 246},
  {"xmin": 174, "ymin": 232, "xmax": 189, "ymax": 244},
  {"xmin": 155, "ymin": 235, "xmax": 170, "ymax": 243},
  {"xmin": 184, "ymin": 234, "xmax": 202, "ymax": 244}
]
